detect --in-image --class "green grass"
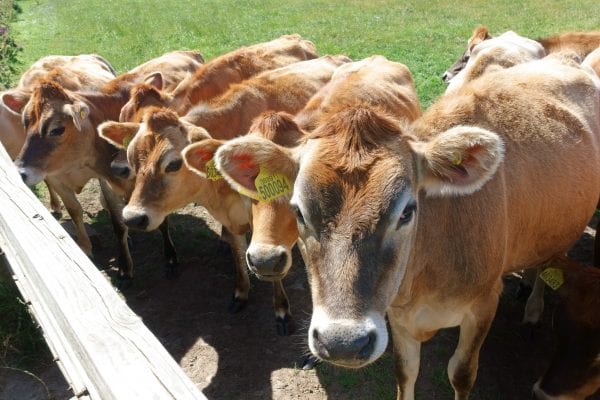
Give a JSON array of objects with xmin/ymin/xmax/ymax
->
[{"xmin": 10, "ymin": 0, "xmax": 600, "ymax": 106}]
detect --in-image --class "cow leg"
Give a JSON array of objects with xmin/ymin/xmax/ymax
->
[
  {"xmin": 448, "ymin": 294, "xmax": 498, "ymax": 400},
  {"xmin": 158, "ymin": 217, "xmax": 179, "ymax": 278},
  {"xmin": 99, "ymin": 179, "xmax": 133, "ymax": 290},
  {"xmin": 45, "ymin": 179, "xmax": 62, "ymax": 218},
  {"xmin": 220, "ymin": 226, "xmax": 250, "ymax": 313},
  {"xmin": 272, "ymin": 279, "xmax": 292, "ymax": 335},
  {"xmin": 522, "ymin": 268, "xmax": 545, "ymax": 324},
  {"xmin": 594, "ymin": 212, "xmax": 599, "ymax": 268},
  {"xmin": 387, "ymin": 312, "xmax": 421, "ymax": 400},
  {"xmin": 51, "ymin": 181, "xmax": 92, "ymax": 257}
]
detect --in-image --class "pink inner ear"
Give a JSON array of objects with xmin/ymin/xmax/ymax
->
[
  {"xmin": 2, "ymin": 94, "xmax": 25, "ymax": 114},
  {"xmin": 228, "ymin": 153, "xmax": 259, "ymax": 191},
  {"xmin": 188, "ymin": 147, "xmax": 214, "ymax": 173}
]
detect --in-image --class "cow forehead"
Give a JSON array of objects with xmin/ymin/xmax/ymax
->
[
  {"xmin": 294, "ymin": 139, "xmax": 412, "ymax": 232},
  {"xmin": 130, "ymin": 124, "xmax": 184, "ymax": 166}
]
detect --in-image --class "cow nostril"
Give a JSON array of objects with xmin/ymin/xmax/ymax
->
[
  {"xmin": 357, "ymin": 331, "xmax": 376, "ymax": 360},
  {"xmin": 272, "ymin": 251, "xmax": 287, "ymax": 274},
  {"xmin": 312, "ymin": 329, "xmax": 330, "ymax": 359},
  {"xmin": 125, "ymin": 214, "xmax": 149, "ymax": 230},
  {"xmin": 19, "ymin": 172, "xmax": 28, "ymax": 183}
]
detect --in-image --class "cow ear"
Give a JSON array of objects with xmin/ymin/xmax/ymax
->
[
  {"xmin": 468, "ymin": 26, "xmax": 491, "ymax": 52},
  {"xmin": 215, "ymin": 136, "xmax": 297, "ymax": 199},
  {"xmin": 63, "ymin": 101, "xmax": 90, "ymax": 131},
  {"xmin": 410, "ymin": 126, "xmax": 504, "ymax": 196},
  {"xmin": 143, "ymin": 72, "xmax": 164, "ymax": 90},
  {"xmin": 182, "ymin": 139, "xmax": 225, "ymax": 179},
  {"xmin": 1, "ymin": 90, "xmax": 29, "ymax": 115},
  {"xmin": 98, "ymin": 121, "xmax": 139, "ymax": 149}
]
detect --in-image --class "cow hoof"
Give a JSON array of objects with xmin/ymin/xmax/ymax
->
[
  {"xmin": 228, "ymin": 296, "xmax": 247, "ymax": 313},
  {"xmin": 117, "ymin": 276, "xmax": 133, "ymax": 292},
  {"xmin": 301, "ymin": 354, "xmax": 321, "ymax": 370},
  {"xmin": 275, "ymin": 315, "xmax": 294, "ymax": 336},
  {"xmin": 164, "ymin": 262, "xmax": 180, "ymax": 279},
  {"xmin": 51, "ymin": 210, "xmax": 63, "ymax": 219}
]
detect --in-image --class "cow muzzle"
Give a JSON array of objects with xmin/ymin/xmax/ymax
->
[
  {"xmin": 17, "ymin": 166, "xmax": 45, "ymax": 186},
  {"xmin": 308, "ymin": 309, "xmax": 388, "ymax": 368},
  {"xmin": 246, "ymin": 243, "xmax": 291, "ymax": 281},
  {"xmin": 122, "ymin": 206, "xmax": 155, "ymax": 231}
]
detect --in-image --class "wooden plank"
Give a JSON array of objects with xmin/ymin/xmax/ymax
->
[{"xmin": 0, "ymin": 143, "xmax": 207, "ymax": 400}]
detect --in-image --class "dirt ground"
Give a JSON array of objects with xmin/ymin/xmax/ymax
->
[{"xmin": 2, "ymin": 180, "xmax": 599, "ymax": 400}]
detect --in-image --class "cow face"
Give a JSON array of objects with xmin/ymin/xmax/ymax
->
[
  {"xmin": 215, "ymin": 107, "xmax": 503, "ymax": 368},
  {"xmin": 100, "ymin": 107, "xmax": 209, "ymax": 231},
  {"xmin": 190, "ymin": 112, "xmax": 302, "ymax": 281},
  {"xmin": 442, "ymin": 26, "xmax": 491, "ymax": 83},
  {"xmin": 8, "ymin": 81, "xmax": 93, "ymax": 186}
]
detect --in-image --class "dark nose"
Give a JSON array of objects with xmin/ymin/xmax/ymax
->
[
  {"xmin": 312, "ymin": 328, "xmax": 376, "ymax": 361},
  {"xmin": 441, "ymin": 72, "xmax": 450, "ymax": 83},
  {"xmin": 124, "ymin": 213, "xmax": 149, "ymax": 230},
  {"xmin": 20, "ymin": 171, "xmax": 28, "ymax": 183},
  {"xmin": 246, "ymin": 249, "xmax": 288, "ymax": 275}
]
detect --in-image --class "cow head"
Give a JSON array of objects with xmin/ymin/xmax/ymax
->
[
  {"xmin": 119, "ymin": 73, "xmax": 173, "ymax": 123},
  {"xmin": 99, "ymin": 107, "xmax": 210, "ymax": 231},
  {"xmin": 214, "ymin": 107, "xmax": 503, "ymax": 368},
  {"xmin": 442, "ymin": 26, "xmax": 491, "ymax": 83},
  {"xmin": 183, "ymin": 111, "xmax": 302, "ymax": 281},
  {"xmin": 7, "ymin": 80, "xmax": 93, "ymax": 186}
]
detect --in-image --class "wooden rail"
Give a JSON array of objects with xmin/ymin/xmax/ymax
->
[{"xmin": 0, "ymin": 143, "xmax": 207, "ymax": 400}]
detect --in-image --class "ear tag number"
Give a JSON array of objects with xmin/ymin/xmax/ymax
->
[
  {"xmin": 539, "ymin": 267, "xmax": 564, "ymax": 290},
  {"xmin": 237, "ymin": 165, "xmax": 292, "ymax": 202},
  {"xmin": 205, "ymin": 159, "xmax": 223, "ymax": 181}
]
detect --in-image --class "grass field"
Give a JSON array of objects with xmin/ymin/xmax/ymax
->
[
  {"xmin": 1, "ymin": 0, "xmax": 600, "ymax": 398},
  {"xmin": 9, "ymin": 0, "xmax": 600, "ymax": 106}
]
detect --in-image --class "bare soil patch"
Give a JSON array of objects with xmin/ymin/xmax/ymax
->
[{"xmin": 3, "ymin": 180, "xmax": 599, "ymax": 400}]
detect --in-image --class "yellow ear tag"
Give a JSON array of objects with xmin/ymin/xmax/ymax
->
[
  {"xmin": 452, "ymin": 153, "xmax": 463, "ymax": 166},
  {"xmin": 539, "ymin": 267, "xmax": 564, "ymax": 290},
  {"xmin": 205, "ymin": 159, "xmax": 223, "ymax": 181},
  {"xmin": 122, "ymin": 135, "xmax": 132, "ymax": 150},
  {"xmin": 237, "ymin": 165, "xmax": 292, "ymax": 202},
  {"xmin": 80, "ymin": 110, "xmax": 86, "ymax": 120}
]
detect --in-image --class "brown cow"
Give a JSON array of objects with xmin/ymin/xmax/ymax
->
[
  {"xmin": 1, "ymin": 54, "xmax": 116, "ymax": 252},
  {"xmin": 189, "ymin": 56, "xmax": 421, "ymax": 284},
  {"xmin": 532, "ymin": 256, "xmax": 600, "ymax": 400},
  {"xmin": 99, "ymin": 55, "xmax": 348, "ymax": 333},
  {"xmin": 6, "ymin": 50, "xmax": 204, "ymax": 287},
  {"xmin": 442, "ymin": 26, "xmax": 600, "ymax": 82},
  {"xmin": 204, "ymin": 54, "xmax": 600, "ymax": 398},
  {"xmin": 119, "ymin": 34, "xmax": 318, "ymax": 122}
]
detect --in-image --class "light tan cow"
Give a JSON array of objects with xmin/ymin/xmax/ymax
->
[
  {"xmin": 442, "ymin": 26, "xmax": 600, "ymax": 83},
  {"xmin": 444, "ymin": 31, "xmax": 545, "ymax": 93},
  {"xmin": 99, "ymin": 55, "xmax": 348, "ymax": 333},
  {"xmin": 5, "ymin": 50, "xmax": 204, "ymax": 287},
  {"xmin": 205, "ymin": 54, "xmax": 600, "ymax": 398},
  {"xmin": 119, "ymin": 34, "xmax": 318, "ymax": 122},
  {"xmin": 187, "ymin": 56, "xmax": 421, "ymax": 286},
  {"xmin": 0, "ymin": 54, "xmax": 116, "ymax": 249}
]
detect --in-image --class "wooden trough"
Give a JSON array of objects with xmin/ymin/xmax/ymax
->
[{"xmin": 0, "ymin": 142, "xmax": 207, "ymax": 400}]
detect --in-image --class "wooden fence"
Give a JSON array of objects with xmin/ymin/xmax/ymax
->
[{"xmin": 0, "ymin": 143, "xmax": 207, "ymax": 400}]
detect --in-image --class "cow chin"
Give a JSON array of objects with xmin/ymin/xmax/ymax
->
[
  {"xmin": 122, "ymin": 205, "xmax": 165, "ymax": 231},
  {"xmin": 308, "ymin": 308, "xmax": 388, "ymax": 369}
]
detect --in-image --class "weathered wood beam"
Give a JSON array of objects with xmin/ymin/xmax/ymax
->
[{"xmin": 0, "ymin": 142, "xmax": 206, "ymax": 400}]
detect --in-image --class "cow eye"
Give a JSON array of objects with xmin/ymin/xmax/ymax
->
[
  {"xmin": 49, "ymin": 126, "xmax": 65, "ymax": 137},
  {"xmin": 291, "ymin": 205, "xmax": 305, "ymax": 226},
  {"xmin": 165, "ymin": 159, "xmax": 183, "ymax": 173},
  {"xmin": 397, "ymin": 203, "xmax": 416, "ymax": 228}
]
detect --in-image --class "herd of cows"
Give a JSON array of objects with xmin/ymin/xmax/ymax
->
[{"xmin": 0, "ymin": 29, "xmax": 599, "ymax": 399}]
